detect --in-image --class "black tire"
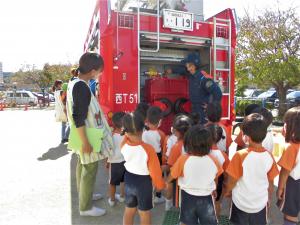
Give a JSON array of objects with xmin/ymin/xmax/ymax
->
[
  {"xmin": 154, "ymin": 98, "xmax": 173, "ymax": 117},
  {"xmin": 174, "ymin": 97, "xmax": 190, "ymax": 114}
]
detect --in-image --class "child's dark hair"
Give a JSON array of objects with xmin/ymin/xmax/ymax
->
[
  {"xmin": 77, "ymin": 52, "xmax": 104, "ymax": 74},
  {"xmin": 121, "ymin": 112, "xmax": 145, "ymax": 135},
  {"xmin": 189, "ymin": 112, "xmax": 200, "ymax": 125},
  {"xmin": 52, "ymin": 80, "xmax": 63, "ymax": 92},
  {"xmin": 252, "ymin": 107, "xmax": 273, "ymax": 127},
  {"xmin": 146, "ymin": 106, "xmax": 162, "ymax": 125},
  {"xmin": 205, "ymin": 124, "xmax": 224, "ymax": 144},
  {"xmin": 112, "ymin": 112, "xmax": 126, "ymax": 129},
  {"xmin": 283, "ymin": 106, "xmax": 300, "ymax": 143},
  {"xmin": 173, "ymin": 114, "xmax": 193, "ymax": 139},
  {"xmin": 206, "ymin": 102, "xmax": 222, "ymax": 122},
  {"xmin": 242, "ymin": 113, "xmax": 267, "ymax": 143},
  {"xmin": 244, "ymin": 103, "xmax": 260, "ymax": 116},
  {"xmin": 184, "ymin": 125, "xmax": 213, "ymax": 155},
  {"xmin": 135, "ymin": 102, "xmax": 149, "ymax": 121}
]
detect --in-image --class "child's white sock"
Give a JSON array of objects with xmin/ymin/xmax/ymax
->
[{"xmin": 165, "ymin": 198, "xmax": 173, "ymax": 211}]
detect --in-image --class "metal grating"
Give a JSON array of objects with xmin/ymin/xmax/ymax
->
[
  {"xmin": 162, "ymin": 208, "xmax": 233, "ymax": 225},
  {"xmin": 118, "ymin": 14, "xmax": 134, "ymax": 29}
]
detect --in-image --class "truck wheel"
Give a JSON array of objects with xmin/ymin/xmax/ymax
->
[
  {"xmin": 174, "ymin": 98, "xmax": 190, "ymax": 114},
  {"xmin": 153, "ymin": 98, "xmax": 173, "ymax": 117}
]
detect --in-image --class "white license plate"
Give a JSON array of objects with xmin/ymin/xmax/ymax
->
[{"xmin": 163, "ymin": 9, "xmax": 193, "ymax": 31}]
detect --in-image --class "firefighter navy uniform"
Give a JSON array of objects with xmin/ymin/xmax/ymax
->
[{"xmin": 170, "ymin": 52, "xmax": 222, "ymax": 124}]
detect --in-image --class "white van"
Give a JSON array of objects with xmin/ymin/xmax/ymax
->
[{"xmin": 5, "ymin": 90, "xmax": 38, "ymax": 106}]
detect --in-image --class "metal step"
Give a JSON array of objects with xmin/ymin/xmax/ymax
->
[
  {"xmin": 216, "ymin": 68, "xmax": 230, "ymax": 72},
  {"xmin": 162, "ymin": 208, "xmax": 233, "ymax": 225}
]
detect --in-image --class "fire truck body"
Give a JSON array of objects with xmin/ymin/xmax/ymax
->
[{"xmin": 84, "ymin": 0, "xmax": 237, "ymax": 133}]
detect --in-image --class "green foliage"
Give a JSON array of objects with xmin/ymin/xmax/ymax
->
[
  {"xmin": 11, "ymin": 63, "xmax": 76, "ymax": 90},
  {"xmin": 236, "ymin": 7, "xmax": 300, "ymax": 116}
]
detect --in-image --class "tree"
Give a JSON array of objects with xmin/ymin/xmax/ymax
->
[
  {"xmin": 236, "ymin": 7, "xmax": 300, "ymax": 117},
  {"xmin": 11, "ymin": 63, "xmax": 75, "ymax": 91}
]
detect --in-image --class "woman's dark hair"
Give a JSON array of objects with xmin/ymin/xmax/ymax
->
[
  {"xmin": 242, "ymin": 113, "xmax": 267, "ymax": 143},
  {"xmin": 206, "ymin": 102, "xmax": 222, "ymax": 122},
  {"xmin": 121, "ymin": 112, "xmax": 145, "ymax": 135},
  {"xmin": 77, "ymin": 52, "xmax": 104, "ymax": 74},
  {"xmin": 252, "ymin": 107, "xmax": 273, "ymax": 127},
  {"xmin": 52, "ymin": 80, "xmax": 63, "ymax": 92},
  {"xmin": 112, "ymin": 112, "xmax": 126, "ymax": 129},
  {"xmin": 283, "ymin": 106, "xmax": 300, "ymax": 143},
  {"xmin": 205, "ymin": 124, "xmax": 225, "ymax": 144},
  {"xmin": 184, "ymin": 125, "xmax": 213, "ymax": 155},
  {"xmin": 173, "ymin": 114, "xmax": 193, "ymax": 139}
]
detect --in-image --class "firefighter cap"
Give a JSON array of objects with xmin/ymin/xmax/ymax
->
[{"xmin": 182, "ymin": 52, "xmax": 201, "ymax": 67}]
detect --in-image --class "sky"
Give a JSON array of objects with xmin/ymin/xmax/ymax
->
[{"xmin": 0, "ymin": 0, "xmax": 299, "ymax": 72}]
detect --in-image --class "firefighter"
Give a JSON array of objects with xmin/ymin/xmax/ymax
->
[{"xmin": 165, "ymin": 52, "xmax": 222, "ymax": 124}]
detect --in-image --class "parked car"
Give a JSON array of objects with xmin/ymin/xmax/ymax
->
[
  {"xmin": 257, "ymin": 90, "xmax": 278, "ymax": 103},
  {"xmin": 274, "ymin": 91, "xmax": 300, "ymax": 108},
  {"xmin": 243, "ymin": 89, "xmax": 263, "ymax": 98},
  {"xmin": 5, "ymin": 90, "xmax": 38, "ymax": 106}
]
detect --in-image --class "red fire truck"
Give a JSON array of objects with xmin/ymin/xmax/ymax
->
[{"xmin": 84, "ymin": 0, "xmax": 237, "ymax": 133}]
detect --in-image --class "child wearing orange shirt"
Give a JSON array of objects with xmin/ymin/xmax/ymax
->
[
  {"xmin": 120, "ymin": 112, "xmax": 165, "ymax": 225},
  {"xmin": 224, "ymin": 113, "xmax": 279, "ymax": 225},
  {"xmin": 205, "ymin": 123, "xmax": 230, "ymax": 217},
  {"xmin": 165, "ymin": 114, "xmax": 193, "ymax": 210},
  {"xmin": 167, "ymin": 125, "xmax": 223, "ymax": 225},
  {"xmin": 142, "ymin": 106, "xmax": 166, "ymax": 204},
  {"xmin": 277, "ymin": 107, "xmax": 300, "ymax": 225}
]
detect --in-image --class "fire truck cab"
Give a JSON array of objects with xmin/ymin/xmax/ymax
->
[{"xmin": 84, "ymin": 0, "xmax": 237, "ymax": 133}]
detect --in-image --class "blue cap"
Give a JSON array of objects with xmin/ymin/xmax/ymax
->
[{"xmin": 181, "ymin": 52, "xmax": 201, "ymax": 66}]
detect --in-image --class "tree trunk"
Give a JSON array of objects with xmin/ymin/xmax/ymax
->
[{"xmin": 276, "ymin": 85, "xmax": 287, "ymax": 119}]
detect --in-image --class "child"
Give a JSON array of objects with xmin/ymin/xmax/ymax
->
[
  {"xmin": 167, "ymin": 125, "xmax": 223, "ymax": 225},
  {"xmin": 252, "ymin": 107, "xmax": 274, "ymax": 153},
  {"xmin": 121, "ymin": 112, "xmax": 165, "ymax": 225},
  {"xmin": 107, "ymin": 112, "xmax": 126, "ymax": 207},
  {"xmin": 206, "ymin": 102, "xmax": 232, "ymax": 153},
  {"xmin": 224, "ymin": 113, "xmax": 279, "ymax": 225},
  {"xmin": 142, "ymin": 106, "xmax": 166, "ymax": 204},
  {"xmin": 205, "ymin": 124, "xmax": 230, "ymax": 217},
  {"xmin": 277, "ymin": 107, "xmax": 300, "ymax": 225},
  {"xmin": 235, "ymin": 105, "xmax": 274, "ymax": 152},
  {"xmin": 234, "ymin": 103, "xmax": 261, "ymax": 149},
  {"xmin": 134, "ymin": 102, "xmax": 149, "ymax": 122},
  {"xmin": 165, "ymin": 114, "xmax": 193, "ymax": 210}
]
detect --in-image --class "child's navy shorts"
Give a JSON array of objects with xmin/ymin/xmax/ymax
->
[
  {"xmin": 109, "ymin": 161, "xmax": 125, "ymax": 185},
  {"xmin": 124, "ymin": 171, "xmax": 153, "ymax": 211},
  {"xmin": 278, "ymin": 176, "xmax": 300, "ymax": 217},
  {"xmin": 180, "ymin": 190, "xmax": 217, "ymax": 225},
  {"xmin": 230, "ymin": 202, "xmax": 267, "ymax": 225}
]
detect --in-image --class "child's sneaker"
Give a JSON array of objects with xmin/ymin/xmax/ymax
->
[
  {"xmin": 165, "ymin": 198, "xmax": 173, "ymax": 211},
  {"xmin": 80, "ymin": 206, "xmax": 106, "ymax": 217},
  {"xmin": 115, "ymin": 194, "xmax": 125, "ymax": 203},
  {"xmin": 108, "ymin": 198, "xmax": 116, "ymax": 207},
  {"xmin": 154, "ymin": 196, "xmax": 165, "ymax": 204}
]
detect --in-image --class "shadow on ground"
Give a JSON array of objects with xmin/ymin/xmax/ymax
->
[{"xmin": 37, "ymin": 144, "xmax": 69, "ymax": 161}]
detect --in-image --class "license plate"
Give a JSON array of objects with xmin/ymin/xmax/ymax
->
[{"xmin": 163, "ymin": 9, "xmax": 193, "ymax": 31}]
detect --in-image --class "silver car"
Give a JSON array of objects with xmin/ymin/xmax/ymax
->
[{"xmin": 5, "ymin": 90, "xmax": 38, "ymax": 106}]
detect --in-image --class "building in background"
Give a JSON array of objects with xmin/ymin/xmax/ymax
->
[{"xmin": 0, "ymin": 62, "xmax": 3, "ymax": 84}]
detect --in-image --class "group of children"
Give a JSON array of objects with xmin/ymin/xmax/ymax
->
[{"xmin": 105, "ymin": 102, "xmax": 300, "ymax": 225}]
